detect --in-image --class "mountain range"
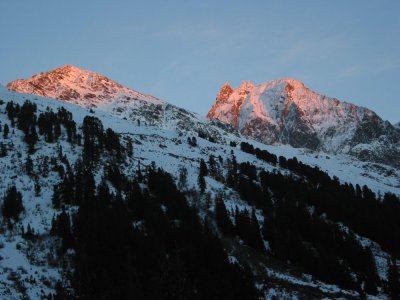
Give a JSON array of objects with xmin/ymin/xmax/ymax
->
[
  {"xmin": 9, "ymin": 65, "xmax": 399, "ymax": 168},
  {"xmin": 208, "ymin": 79, "xmax": 400, "ymax": 168},
  {"xmin": 1, "ymin": 65, "xmax": 400, "ymax": 299}
]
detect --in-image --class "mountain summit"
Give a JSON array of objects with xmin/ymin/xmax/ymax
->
[
  {"xmin": 6, "ymin": 65, "xmax": 231, "ymax": 140},
  {"xmin": 7, "ymin": 64, "xmax": 162, "ymax": 108},
  {"xmin": 208, "ymin": 78, "xmax": 400, "ymax": 167}
]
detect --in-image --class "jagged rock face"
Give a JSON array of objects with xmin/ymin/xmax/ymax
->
[
  {"xmin": 7, "ymin": 64, "xmax": 162, "ymax": 108},
  {"xmin": 207, "ymin": 81, "xmax": 253, "ymax": 127},
  {"xmin": 208, "ymin": 78, "xmax": 400, "ymax": 167}
]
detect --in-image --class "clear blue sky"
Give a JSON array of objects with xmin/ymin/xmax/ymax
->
[{"xmin": 1, "ymin": 0, "xmax": 399, "ymax": 123}]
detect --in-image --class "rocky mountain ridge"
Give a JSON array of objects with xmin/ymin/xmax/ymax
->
[
  {"xmin": 7, "ymin": 67, "xmax": 400, "ymax": 167},
  {"xmin": 208, "ymin": 79, "xmax": 400, "ymax": 167}
]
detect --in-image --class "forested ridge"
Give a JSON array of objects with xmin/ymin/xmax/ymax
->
[{"xmin": 1, "ymin": 100, "xmax": 400, "ymax": 299}]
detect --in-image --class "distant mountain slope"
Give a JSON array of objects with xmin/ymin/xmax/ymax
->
[
  {"xmin": 6, "ymin": 65, "xmax": 238, "ymax": 141},
  {"xmin": 208, "ymin": 79, "xmax": 400, "ymax": 167},
  {"xmin": 7, "ymin": 64, "xmax": 162, "ymax": 107}
]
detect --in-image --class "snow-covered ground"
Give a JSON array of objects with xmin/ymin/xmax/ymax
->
[{"xmin": 0, "ymin": 84, "xmax": 398, "ymax": 299}]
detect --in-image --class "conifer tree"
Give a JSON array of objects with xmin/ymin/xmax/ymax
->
[
  {"xmin": 54, "ymin": 123, "xmax": 61, "ymax": 140},
  {"xmin": 198, "ymin": 173, "xmax": 206, "ymax": 194},
  {"xmin": 198, "ymin": 159, "xmax": 208, "ymax": 194},
  {"xmin": 199, "ymin": 159, "xmax": 208, "ymax": 177},
  {"xmin": 25, "ymin": 124, "xmax": 38, "ymax": 153},
  {"xmin": 6, "ymin": 101, "xmax": 16, "ymax": 123},
  {"xmin": 3, "ymin": 123, "xmax": 9, "ymax": 138},
  {"xmin": 208, "ymin": 155, "xmax": 217, "ymax": 178},
  {"xmin": 126, "ymin": 137, "xmax": 133, "ymax": 157},
  {"xmin": 52, "ymin": 185, "xmax": 62, "ymax": 209},
  {"xmin": 18, "ymin": 101, "xmax": 37, "ymax": 134},
  {"xmin": 235, "ymin": 208, "xmax": 251, "ymax": 243},
  {"xmin": 83, "ymin": 169, "xmax": 96, "ymax": 205},
  {"xmin": 57, "ymin": 210, "xmax": 74, "ymax": 252},
  {"xmin": 215, "ymin": 197, "xmax": 234, "ymax": 236},
  {"xmin": 0, "ymin": 143, "xmax": 6, "ymax": 157},
  {"xmin": 2, "ymin": 186, "xmax": 24, "ymax": 221}
]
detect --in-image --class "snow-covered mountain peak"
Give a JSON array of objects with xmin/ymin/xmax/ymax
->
[
  {"xmin": 7, "ymin": 65, "xmax": 163, "ymax": 108},
  {"xmin": 207, "ymin": 80, "xmax": 255, "ymax": 127},
  {"xmin": 209, "ymin": 78, "xmax": 400, "ymax": 167}
]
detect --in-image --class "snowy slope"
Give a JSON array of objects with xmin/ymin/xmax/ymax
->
[
  {"xmin": 0, "ymin": 84, "xmax": 399, "ymax": 299},
  {"xmin": 2, "ymin": 82, "xmax": 399, "ymax": 196},
  {"xmin": 208, "ymin": 79, "xmax": 400, "ymax": 168},
  {"xmin": 7, "ymin": 65, "xmax": 239, "ymax": 142},
  {"xmin": 7, "ymin": 65, "xmax": 162, "ymax": 107}
]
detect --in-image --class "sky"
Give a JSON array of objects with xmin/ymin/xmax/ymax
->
[{"xmin": 0, "ymin": 0, "xmax": 399, "ymax": 123}]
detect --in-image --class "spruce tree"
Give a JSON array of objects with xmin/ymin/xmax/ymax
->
[
  {"xmin": 52, "ymin": 185, "xmax": 62, "ymax": 209},
  {"xmin": 198, "ymin": 159, "xmax": 208, "ymax": 194},
  {"xmin": 208, "ymin": 155, "xmax": 217, "ymax": 178},
  {"xmin": 54, "ymin": 123, "xmax": 61, "ymax": 140},
  {"xmin": 57, "ymin": 210, "xmax": 74, "ymax": 253},
  {"xmin": 199, "ymin": 159, "xmax": 208, "ymax": 177},
  {"xmin": 215, "ymin": 197, "xmax": 234, "ymax": 236},
  {"xmin": 2, "ymin": 186, "xmax": 24, "ymax": 221},
  {"xmin": 0, "ymin": 143, "xmax": 6, "ymax": 157},
  {"xmin": 198, "ymin": 173, "xmax": 206, "ymax": 194},
  {"xmin": 3, "ymin": 123, "xmax": 9, "ymax": 138},
  {"xmin": 25, "ymin": 124, "xmax": 38, "ymax": 153}
]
